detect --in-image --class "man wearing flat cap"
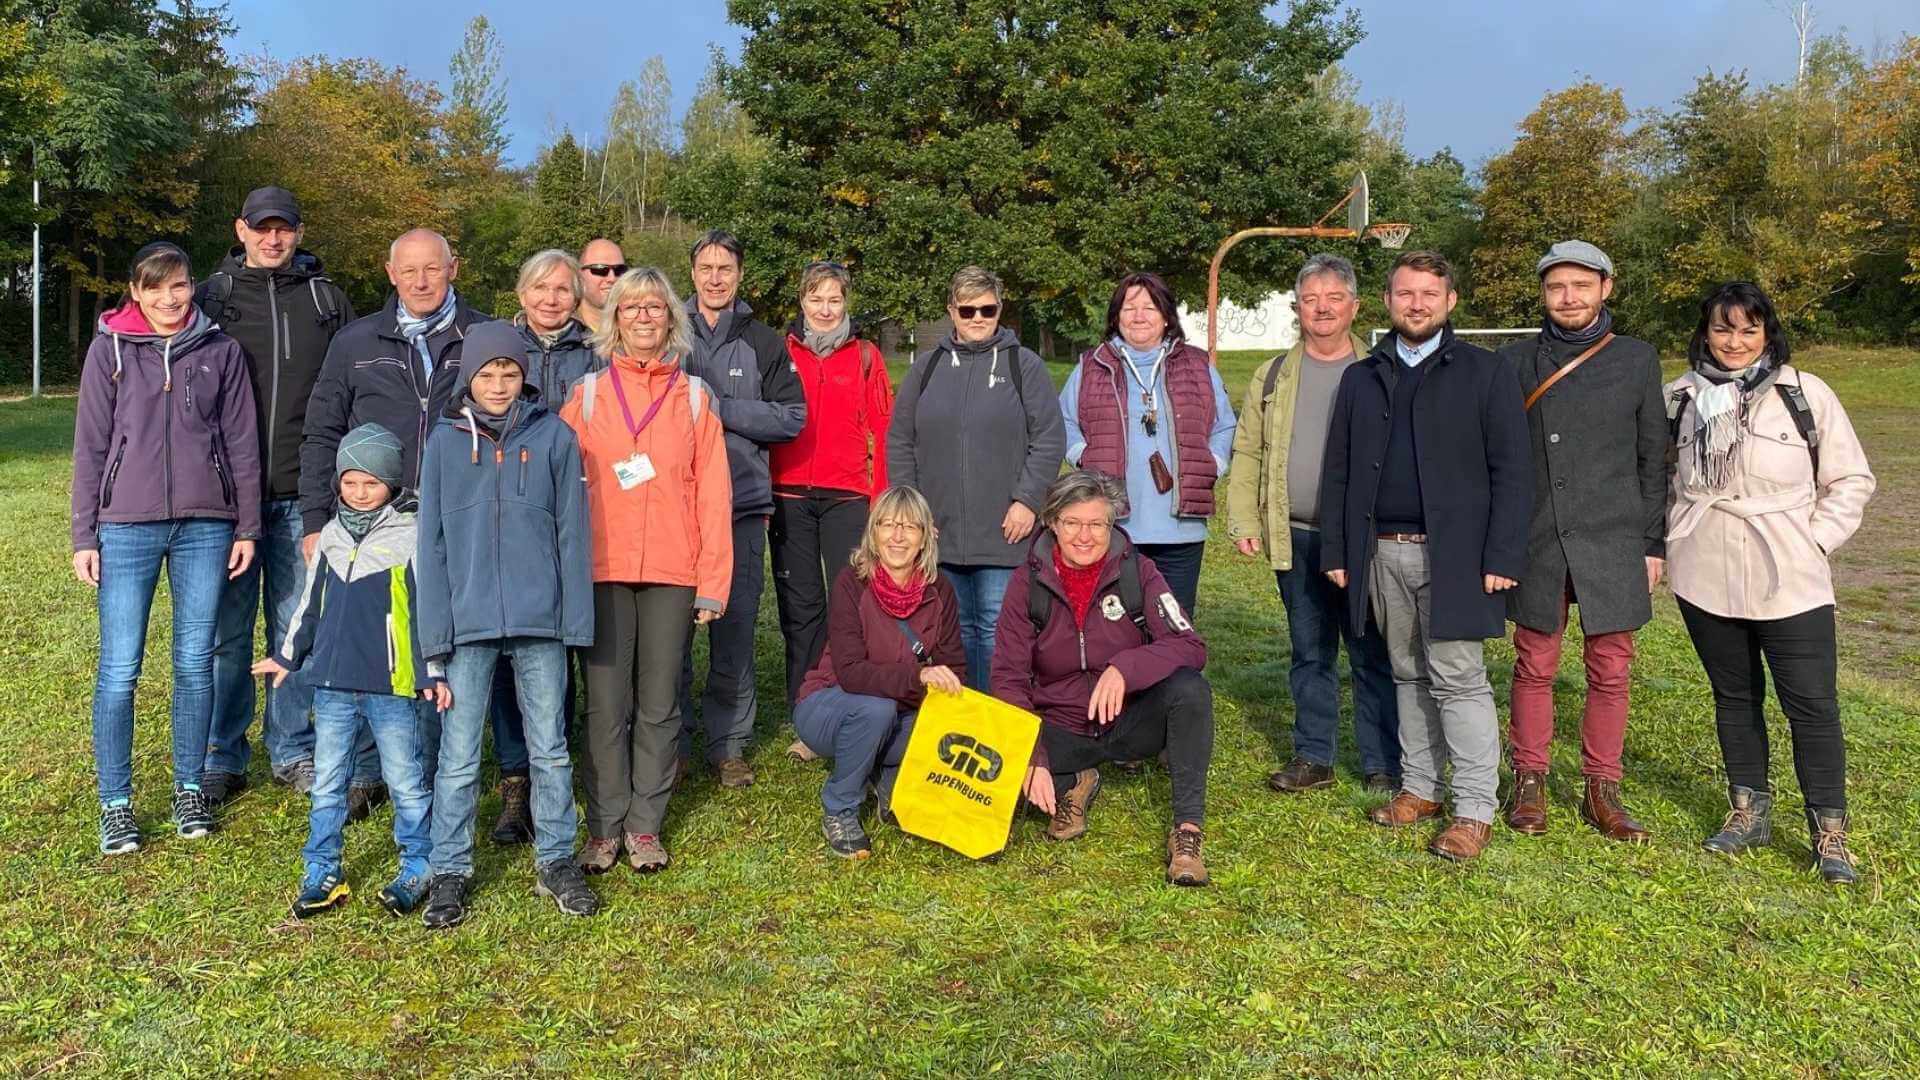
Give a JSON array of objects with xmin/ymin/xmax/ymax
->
[{"xmin": 1495, "ymin": 240, "xmax": 1667, "ymax": 843}]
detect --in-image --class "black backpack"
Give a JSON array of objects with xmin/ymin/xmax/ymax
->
[
  {"xmin": 1667, "ymin": 381, "xmax": 1820, "ymax": 474},
  {"xmin": 197, "ymin": 270, "xmax": 346, "ymax": 329},
  {"xmin": 1028, "ymin": 544, "xmax": 1153, "ymax": 642},
  {"xmin": 913, "ymin": 341, "xmax": 1027, "ymax": 405}
]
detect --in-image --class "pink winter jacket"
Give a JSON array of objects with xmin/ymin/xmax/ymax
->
[{"xmin": 1665, "ymin": 366, "xmax": 1875, "ymax": 620}]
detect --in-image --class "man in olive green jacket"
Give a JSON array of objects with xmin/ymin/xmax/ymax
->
[{"xmin": 1226, "ymin": 254, "xmax": 1400, "ymax": 794}]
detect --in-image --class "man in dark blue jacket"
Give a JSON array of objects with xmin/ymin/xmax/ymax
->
[{"xmin": 1321, "ymin": 250, "xmax": 1532, "ymax": 864}]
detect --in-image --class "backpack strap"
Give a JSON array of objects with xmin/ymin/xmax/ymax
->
[
  {"xmin": 1261, "ymin": 353, "xmax": 1288, "ymax": 402},
  {"xmin": 687, "ymin": 374, "xmax": 709, "ymax": 421},
  {"xmin": 308, "ymin": 276, "xmax": 343, "ymax": 326},
  {"xmin": 582, "ymin": 373, "xmax": 598, "ymax": 424},
  {"xmin": 1027, "ymin": 546, "xmax": 1153, "ymax": 643},
  {"xmin": 196, "ymin": 271, "xmax": 233, "ymax": 323},
  {"xmin": 1665, "ymin": 386, "xmax": 1691, "ymax": 447},
  {"xmin": 1775, "ymin": 382, "xmax": 1820, "ymax": 476},
  {"xmin": 894, "ymin": 617, "xmax": 931, "ymax": 664},
  {"xmin": 914, "ymin": 343, "xmax": 1027, "ymax": 404}
]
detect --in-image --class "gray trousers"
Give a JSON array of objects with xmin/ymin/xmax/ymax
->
[
  {"xmin": 581, "ymin": 582, "xmax": 695, "ymax": 838},
  {"xmin": 1368, "ymin": 540, "xmax": 1500, "ymax": 823}
]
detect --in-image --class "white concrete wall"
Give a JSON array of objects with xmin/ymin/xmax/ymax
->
[{"xmin": 1178, "ymin": 291, "xmax": 1298, "ymax": 353}]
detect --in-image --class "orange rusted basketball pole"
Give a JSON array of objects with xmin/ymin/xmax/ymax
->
[{"xmin": 1206, "ymin": 224, "xmax": 1359, "ymax": 368}]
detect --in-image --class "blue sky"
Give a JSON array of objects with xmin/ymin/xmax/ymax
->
[{"xmin": 224, "ymin": 1, "xmax": 1920, "ymax": 170}]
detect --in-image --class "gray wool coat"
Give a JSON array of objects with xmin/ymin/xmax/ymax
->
[{"xmin": 1497, "ymin": 330, "xmax": 1667, "ymax": 636}]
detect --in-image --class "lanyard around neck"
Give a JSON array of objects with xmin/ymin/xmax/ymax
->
[
  {"xmin": 1116, "ymin": 342, "xmax": 1166, "ymax": 405},
  {"xmin": 609, "ymin": 363, "xmax": 679, "ymax": 443}
]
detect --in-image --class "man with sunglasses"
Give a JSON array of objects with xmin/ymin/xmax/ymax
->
[
  {"xmin": 575, "ymin": 238, "xmax": 627, "ymax": 335},
  {"xmin": 671, "ymin": 229, "xmax": 808, "ymax": 790}
]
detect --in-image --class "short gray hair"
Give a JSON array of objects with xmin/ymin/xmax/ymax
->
[
  {"xmin": 1042, "ymin": 469, "xmax": 1128, "ymax": 527},
  {"xmin": 515, "ymin": 249, "xmax": 582, "ymax": 302},
  {"xmin": 591, "ymin": 267, "xmax": 694, "ymax": 362},
  {"xmin": 387, "ymin": 228, "xmax": 452, "ymax": 264},
  {"xmin": 947, "ymin": 265, "xmax": 1003, "ymax": 306},
  {"xmin": 1294, "ymin": 253, "xmax": 1357, "ymax": 297}
]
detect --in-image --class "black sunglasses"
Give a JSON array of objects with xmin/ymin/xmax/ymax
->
[
  {"xmin": 582, "ymin": 263, "xmax": 629, "ymax": 277},
  {"xmin": 954, "ymin": 303, "xmax": 1000, "ymax": 319}
]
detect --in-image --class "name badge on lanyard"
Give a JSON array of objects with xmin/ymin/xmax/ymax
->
[
  {"xmin": 613, "ymin": 453, "xmax": 656, "ymax": 489},
  {"xmin": 608, "ymin": 366, "xmax": 679, "ymax": 489}
]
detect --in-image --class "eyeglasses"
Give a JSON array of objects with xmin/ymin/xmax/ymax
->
[
  {"xmin": 1055, "ymin": 518, "xmax": 1112, "ymax": 536},
  {"xmin": 618, "ymin": 302, "xmax": 670, "ymax": 320},
  {"xmin": 954, "ymin": 304, "xmax": 999, "ymax": 320},
  {"xmin": 876, "ymin": 520, "xmax": 924, "ymax": 536},
  {"xmin": 583, "ymin": 263, "xmax": 629, "ymax": 278}
]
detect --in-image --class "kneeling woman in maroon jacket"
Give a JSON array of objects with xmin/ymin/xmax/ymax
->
[
  {"xmin": 792, "ymin": 486, "xmax": 965, "ymax": 859},
  {"xmin": 991, "ymin": 470, "xmax": 1214, "ymax": 885}
]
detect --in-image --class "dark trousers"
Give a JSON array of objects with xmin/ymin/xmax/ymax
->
[
  {"xmin": 1136, "ymin": 541, "xmax": 1205, "ymax": 619},
  {"xmin": 676, "ymin": 516, "xmax": 768, "ymax": 763},
  {"xmin": 1274, "ymin": 527, "xmax": 1399, "ymax": 776},
  {"xmin": 1678, "ymin": 598, "xmax": 1846, "ymax": 810},
  {"xmin": 583, "ymin": 583, "xmax": 695, "ymax": 838},
  {"xmin": 770, "ymin": 492, "xmax": 870, "ymax": 703},
  {"xmin": 1040, "ymin": 668, "xmax": 1213, "ymax": 826}
]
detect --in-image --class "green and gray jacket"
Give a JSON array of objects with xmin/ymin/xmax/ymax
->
[
  {"xmin": 280, "ymin": 498, "xmax": 441, "ymax": 697},
  {"xmin": 1225, "ymin": 333, "xmax": 1370, "ymax": 570}
]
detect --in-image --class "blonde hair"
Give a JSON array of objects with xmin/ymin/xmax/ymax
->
[
  {"xmin": 515, "ymin": 249, "xmax": 582, "ymax": 302},
  {"xmin": 849, "ymin": 487, "xmax": 940, "ymax": 584},
  {"xmin": 592, "ymin": 267, "xmax": 694, "ymax": 362},
  {"xmin": 947, "ymin": 265, "xmax": 1003, "ymax": 307},
  {"xmin": 799, "ymin": 261, "xmax": 852, "ymax": 305}
]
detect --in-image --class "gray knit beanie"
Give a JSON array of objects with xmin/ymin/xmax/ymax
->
[{"xmin": 336, "ymin": 423, "xmax": 405, "ymax": 489}]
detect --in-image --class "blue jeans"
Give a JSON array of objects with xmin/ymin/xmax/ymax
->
[
  {"xmin": 303, "ymin": 688, "xmax": 431, "ymax": 880},
  {"xmin": 91, "ymin": 520, "xmax": 231, "ymax": 802},
  {"xmin": 942, "ymin": 564, "xmax": 1014, "ymax": 692},
  {"xmin": 430, "ymin": 638, "xmax": 578, "ymax": 875},
  {"xmin": 1275, "ymin": 527, "xmax": 1399, "ymax": 776},
  {"xmin": 489, "ymin": 652, "xmax": 581, "ymax": 776},
  {"xmin": 792, "ymin": 686, "xmax": 916, "ymax": 815}
]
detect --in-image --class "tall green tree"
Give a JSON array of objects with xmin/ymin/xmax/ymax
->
[
  {"xmin": 599, "ymin": 57, "xmax": 672, "ymax": 232},
  {"xmin": 442, "ymin": 16, "xmax": 518, "ymax": 314},
  {"xmin": 673, "ymin": 0, "xmax": 1362, "ymax": 337},
  {"xmin": 522, "ymin": 132, "xmax": 617, "ymax": 256}
]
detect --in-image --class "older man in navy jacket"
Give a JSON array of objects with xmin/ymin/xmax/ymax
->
[{"xmin": 1321, "ymin": 251, "xmax": 1532, "ymax": 863}]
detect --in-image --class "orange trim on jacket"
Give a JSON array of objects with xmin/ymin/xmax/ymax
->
[
  {"xmin": 560, "ymin": 353, "xmax": 734, "ymax": 609},
  {"xmin": 770, "ymin": 334, "xmax": 893, "ymax": 498}
]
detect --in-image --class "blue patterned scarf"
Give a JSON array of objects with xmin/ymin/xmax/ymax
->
[{"xmin": 395, "ymin": 289, "xmax": 459, "ymax": 379}]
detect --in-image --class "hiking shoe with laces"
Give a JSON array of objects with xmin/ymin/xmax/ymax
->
[
  {"xmin": 201, "ymin": 771, "xmax": 247, "ymax": 806},
  {"xmin": 578, "ymin": 835, "xmax": 620, "ymax": 875},
  {"xmin": 535, "ymin": 860, "xmax": 601, "ymax": 916},
  {"xmin": 1268, "ymin": 758, "xmax": 1335, "ymax": 794},
  {"xmin": 489, "ymin": 776, "xmax": 533, "ymax": 845},
  {"xmin": 345, "ymin": 783, "xmax": 388, "ymax": 824},
  {"xmin": 1167, "ymin": 827, "xmax": 1209, "ymax": 886},
  {"xmin": 99, "ymin": 800, "xmax": 141, "ymax": 856},
  {"xmin": 377, "ymin": 871, "xmax": 429, "ymax": 916},
  {"xmin": 822, "ymin": 810, "xmax": 872, "ymax": 859},
  {"xmin": 625, "ymin": 832, "xmax": 670, "ymax": 874},
  {"xmin": 1046, "ymin": 769, "xmax": 1101, "ymax": 841},
  {"xmin": 1703, "ymin": 785, "xmax": 1772, "ymax": 856},
  {"xmin": 273, "ymin": 758, "xmax": 316, "ymax": 795},
  {"xmin": 421, "ymin": 874, "xmax": 471, "ymax": 930},
  {"xmin": 786, "ymin": 738, "xmax": 821, "ymax": 763},
  {"xmin": 172, "ymin": 785, "xmax": 215, "ymax": 839},
  {"xmin": 291, "ymin": 869, "xmax": 351, "ymax": 919},
  {"xmin": 1807, "ymin": 808, "xmax": 1858, "ymax": 886},
  {"xmin": 716, "ymin": 757, "xmax": 755, "ymax": 789}
]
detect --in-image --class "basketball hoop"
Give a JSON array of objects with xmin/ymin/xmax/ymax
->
[{"xmin": 1369, "ymin": 223, "xmax": 1412, "ymax": 249}]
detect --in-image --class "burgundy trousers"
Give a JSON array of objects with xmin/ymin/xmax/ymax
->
[{"xmin": 1508, "ymin": 577, "xmax": 1636, "ymax": 781}]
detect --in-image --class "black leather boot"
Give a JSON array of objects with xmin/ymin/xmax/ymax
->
[
  {"xmin": 1806, "ymin": 807, "xmax": 1858, "ymax": 885},
  {"xmin": 1702, "ymin": 785, "xmax": 1772, "ymax": 855}
]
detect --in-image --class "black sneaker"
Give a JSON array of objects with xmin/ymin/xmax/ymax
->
[
  {"xmin": 377, "ymin": 871, "xmax": 430, "ymax": 916},
  {"xmin": 291, "ymin": 869, "xmax": 352, "ymax": 918},
  {"xmin": 99, "ymin": 800, "xmax": 141, "ymax": 855},
  {"xmin": 172, "ymin": 785, "xmax": 215, "ymax": 839},
  {"xmin": 201, "ymin": 771, "xmax": 248, "ymax": 806},
  {"xmin": 421, "ymin": 874, "xmax": 470, "ymax": 930},
  {"xmin": 346, "ymin": 783, "xmax": 389, "ymax": 824},
  {"xmin": 535, "ymin": 860, "xmax": 601, "ymax": 917},
  {"xmin": 822, "ymin": 809, "xmax": 872, "ymax": 859}
]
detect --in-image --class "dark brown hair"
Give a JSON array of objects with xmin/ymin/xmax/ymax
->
[
  {"xmin": 128, "ymin": 241, "xmax": 191, "ymax": 291},
  {"xmin": 1103, "ymin": 271, "xmax": 1184, "ymax": 346},
  {"xmin": 1387, "ymin": 250, "xmax": 1456, "ymax": 294}
]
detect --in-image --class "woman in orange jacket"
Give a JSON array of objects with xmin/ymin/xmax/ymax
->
[
  {"xmin": 560, "ymin": 267, "xmax": 732, "ymax": 876},
  {"xmin": 770, "ymin": 261, "xmax": 896, "ymax": 712}
]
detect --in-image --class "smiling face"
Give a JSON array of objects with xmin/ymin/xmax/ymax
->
[
  {"xmin": 338, "ymin": 469, "xmax": 393, "ymax": 512},
  {"xmin": 871, "ymin": 514, "xmax": 927, "ymax": 577},
  {"xmin": 520, "ymin": 263, "xmax": 578, "ymax": 335},
  {"xmin": 236, "ymin": 216, "xmax": 301, "ymax": 271},
  {"xmin": 578, "ymin": 239, "xmax": 625, "ymax": 309},
  {"xmin": 1385, "ymin": 267, "xmax": 1458, "ymax": 344},
  {"xmin": 692, "ymin": 243, "xmax": 741, "ymax": 316},
  {"xmin": 1116, "ymin": 285, "xmax": 1167, "ymax": 350},
  {"xmin": 1705, "ymin": 303, "xmax": 1767, "ymax": 370},
  {"xmin": 1051, "ymin": 497, "xmax": 1115, "ymax": 569},
  {"xmin": 615, "ymin": 288, "xmax": 673, "ymax": 359},
  {"xmin": 1295, "ymin": 271, "xmax": 1359, "ymax": 348},
  {"xmin": 1541, "ymin": 264, "xmax": 1612, "ymax": 333},
  {"xmin": 948, "ymin": 289, "xmax": 1001, "ymax": 345},
  {"xmin": 131, "ymin": 268, "xmax": 193, "ymax": 335},
  {"xmin": 469, "ymin": 358, "xmax": 524, "ymax": 416},
  {"xmin": 386, "ymin": 232, "xmax": 458, "ymax": 318},
  {"xmin": 801, "ymin": 279, "xmax": 846, "ymax": 334}
]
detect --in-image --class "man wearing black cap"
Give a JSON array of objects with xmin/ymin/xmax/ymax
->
[{"xmin": 199, "ymin": 186, "xmax": 358, "ymax": 806}]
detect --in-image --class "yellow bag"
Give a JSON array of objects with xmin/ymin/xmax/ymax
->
[{"xmin": 890, "ymin": 687, "xmax": 1041, "ymax": 859}]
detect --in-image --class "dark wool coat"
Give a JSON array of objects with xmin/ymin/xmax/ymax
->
[
  {"xmin": 1497, "ymin": 330, "xmax": 1668, "ymax": 636},
  {"xmin": 1321, "ymin": 329, "xmax": 1533, "ymax": 642}
]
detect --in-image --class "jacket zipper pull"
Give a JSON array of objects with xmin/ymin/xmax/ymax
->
[{"xmin": 495, "ymin": 446, "xmax": 504, "ymax": 465}]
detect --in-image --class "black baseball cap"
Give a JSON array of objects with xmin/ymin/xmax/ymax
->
[{"xmin": 240, "ymin": 186, "xmax": 302, "ymax": 229}]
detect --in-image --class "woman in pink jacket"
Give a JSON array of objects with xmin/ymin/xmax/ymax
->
[{"xmin": 1665, "ymin": 282, "xmax": 1875, "ymax": 884}]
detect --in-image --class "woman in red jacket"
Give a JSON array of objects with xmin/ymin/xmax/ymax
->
[
  {"xmin": 770, "ymin": 261, "xmax": 895, "ymax": 712},
  {"xmin": 791, "ymin": 486, "xmax": 963, "ymax": 859}
]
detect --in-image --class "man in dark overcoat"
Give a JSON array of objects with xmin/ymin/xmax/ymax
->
[{"xmin": 1497, "ymin": 241, "xmax": 1667, "ymax": 842}]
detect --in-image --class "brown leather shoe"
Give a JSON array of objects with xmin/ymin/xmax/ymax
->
[
  {"xmin": 1267, "ymin": 758, "xmax": 1335, "ymax": 793},
  {"xmin": 1046, "ymin": 769, "xmax": 1101, "ymax": 841},
  {"xmin": 1368, "ymin": 791, "xmax": 1445, "ymax": 828},
  {"xmin": 1506, "ymin": 769, "xmax": 1549, "ymax": 835},
  {"xmin": 716, "ymin": 757, "xmax": 755, "ymax": 789},
  {"xmin": 1166, "ymin": 826, "xmax": 1208, "ymax": 886},
  {"xmin": 1428, "ymin": 818, "xmax": 1492, "ymax": 861},
  {"xmin": 1580, "ymin": 778, "xmax": 1650, "ymax": 843}
]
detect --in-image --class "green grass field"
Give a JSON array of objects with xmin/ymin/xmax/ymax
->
[{"xmin": 1, "ymin": 346, "xmax": 1916, "ymax": 1076}]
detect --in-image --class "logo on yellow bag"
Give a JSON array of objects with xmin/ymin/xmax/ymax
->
[{"xmin": 891, "ymin": 688, "xmax": 1040, "ymax": 859}]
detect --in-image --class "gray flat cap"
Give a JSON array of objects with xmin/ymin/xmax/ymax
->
[{"xmin": 1537, "ymin": 239, "xmax": 1613, "ymax": 278}]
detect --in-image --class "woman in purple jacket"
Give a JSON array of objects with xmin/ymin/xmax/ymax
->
[
  {"xmin": 990, "ymin": 470, "xmax": 1215, "ymax": 886},
  {"xmin": 71, "ymin": 242, "xmax": 261, "ymax": 855}
]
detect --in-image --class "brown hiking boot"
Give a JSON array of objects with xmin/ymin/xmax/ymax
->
[
  {"xmin": 672, "ymin": 754, "xmax": 692, "ymax": 790},
  {"xmin": 1166, "ymin": 826, "xmax": 1209, "ymax": 886},
  {"xmin": 578, "ymin": 835, "xmax": 620, "ymax": 875},
  {"xmin": 786, "ymin": 738, "xmax": 820, "ymax": 763},
  {"xmin": 1429, "ymin": 818, "xmax": 1492, "ymax": 862},
  {"xmin": 716, "ymin": 757, "xmax": 755, "ymax": 789},
  {"xmin": 625, "ymin": 832, "xmax": 670, "ymax": 874},
  {"xmin": 489, "ymin": 775, "xmax": 533, "ymax": 845},
  {"xmin": 1046, "ymin": 769, "xmax": 1102, "ymax": 841},
  {"xmin": 1506, "ymin": 770, "xmax": 1549, "ymax": 835},
  {"xmin": 1369, "ymin": 790, "xmax": 1444, "ymax": 828},
  {"xmin": 1580, "ymin": 778, "xmax": 1650, "ymax": 843},
  {"xmin": 1267, "ymin": 758, "xmax": 1335, "ymax": 794}
]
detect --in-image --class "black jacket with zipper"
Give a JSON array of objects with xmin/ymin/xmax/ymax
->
[
  {"xmin": 298, "ymin": 293, "xmax": 498, "ymax": 534},
  {"xmin": 194, "ymin": 247, "xmax": 355, "ymax": 503}
]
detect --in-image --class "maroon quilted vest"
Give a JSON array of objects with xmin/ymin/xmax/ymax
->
[{"xmin": 1075, "ymin": 341, "xmax": 1218, "ymax": 517}]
